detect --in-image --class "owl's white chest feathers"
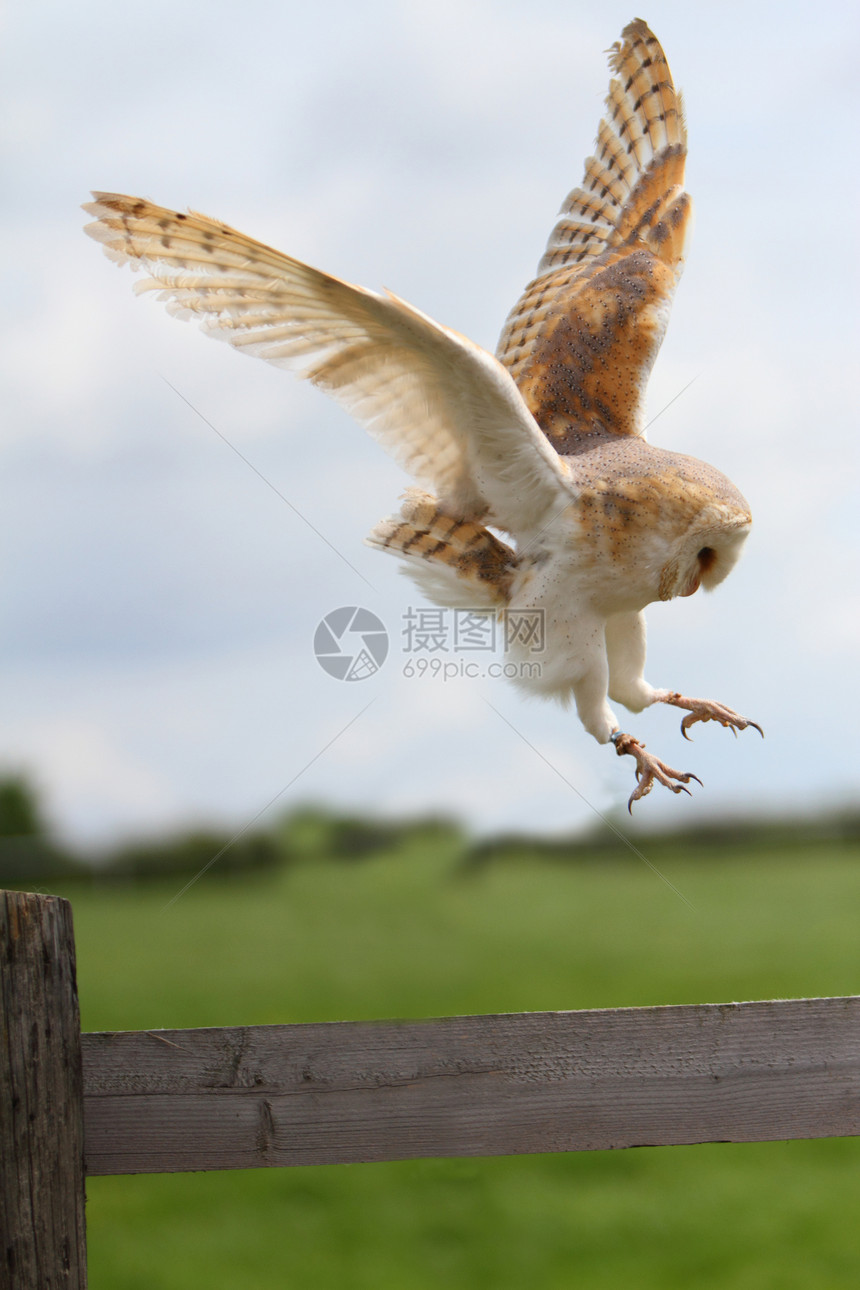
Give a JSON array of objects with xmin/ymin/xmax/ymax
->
[{"xmin": 506, "ymin": 514, "xmax": 642, "ymax": 703}]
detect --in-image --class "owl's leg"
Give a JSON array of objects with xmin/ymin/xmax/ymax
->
[
  {"xmin": 567, "ymin": 632, "xmax": 617, "ymax": 744},
  {"xmin": 651, "ymin": 692, "xmax": 764, "ymax": 741},
  {"xmin": 604, "ymin": 612, "xmax": 702, "ymax": 810},
  {"xmin": 605, "ymin": 611, "xmax": 653, "ymax": 712},
  {"xmin": 539, "ymin": 614, "xmax": 703, "ymax": 811}
]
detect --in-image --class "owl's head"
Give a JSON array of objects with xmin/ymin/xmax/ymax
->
[
  {"xmin": 660, "ymin": 518, "xmax": 751, "ymax": 600},
  {"xmin": 656, "ymin": 455, "xmax": 752, "ymax": 601}
]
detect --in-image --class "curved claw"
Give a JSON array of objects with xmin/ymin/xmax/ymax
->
[
  {"xmin": 672, "ymin": 697, "xmax": 764, "ymax": 742},
  {"xmin": 613, "ymin": 732, "xmax": 702, "ymax": 812}
]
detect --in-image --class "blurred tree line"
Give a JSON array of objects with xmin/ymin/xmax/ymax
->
[
  {"xmin": 0, "ymin": 773, "xmax": 460, "ymax": 886},
  {"xmin": 1, "ymin": 771, "xmax": 859, "ymax": 888}
]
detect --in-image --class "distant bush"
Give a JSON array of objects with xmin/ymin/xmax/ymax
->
[
  {"xmin": 276, "ymin": 805, "xmax": 462, "ymax": 862},
  {"xmin": 98, "ymin": 829, "xmax": 283, "ymax": 882},
  {"xmin": 0, "ymin": 837, "xmax": 83, "ymax": 886},
  {"xmin": 0, "ymin": 776, "xmax": 47, "ymax": 838},
  {"xmin": 0, "ymin": 774, "xmax": 82, "ymax": 885}
]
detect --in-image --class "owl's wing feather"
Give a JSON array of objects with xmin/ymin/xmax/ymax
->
[
  {"xmin": 84, "ymin": 193, "xmax": 569, "ymax": 534},
  {"xmin": 497, "ymin": 18, "xmax": 691, "ymax": 447}
]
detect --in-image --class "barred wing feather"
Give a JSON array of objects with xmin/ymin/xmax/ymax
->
[
  {"xmin": 497, "ymin": 19, "xmax": 691, "ymax": 447},
  {"xmin": 84, "ymin": 194, "xmax": 569, "ymax": 534}
]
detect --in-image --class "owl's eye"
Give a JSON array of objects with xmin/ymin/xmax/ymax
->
[{"xmin": 697, "ymin": 546, "xmax": 717, "ymax": 573}]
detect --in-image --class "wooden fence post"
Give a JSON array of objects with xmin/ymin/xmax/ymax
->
[{"xmin": 1, "ymin": 890, "xmax": 87, "ymax": 1288}]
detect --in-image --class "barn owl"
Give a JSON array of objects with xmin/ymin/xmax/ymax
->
[{"xmin": 84, "ymin": 18, "xmax": 761, "ymax": 809}]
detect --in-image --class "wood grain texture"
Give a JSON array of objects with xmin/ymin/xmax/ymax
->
[
  {"xmin": 81, "ymin": 997, "xmax": 860, "ymax": 1175},
  {"xmin": 1, "ymin": 891, "xmax": 88, "ymax": 1286}
]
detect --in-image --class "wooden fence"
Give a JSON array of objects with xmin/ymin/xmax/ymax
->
[{"xmin": 3, "ymin": 888, "xmax": 860, "ymax": 1287}]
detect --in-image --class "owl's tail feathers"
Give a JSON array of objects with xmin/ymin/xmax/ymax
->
[{"xmin": 367, "ymin": 490, "xmax": 516, "ymax": 609}]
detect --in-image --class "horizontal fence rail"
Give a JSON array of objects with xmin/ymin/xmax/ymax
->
[{"xmin": 82, "ymin": 997, "xmax": 860, "ymax": 1175}]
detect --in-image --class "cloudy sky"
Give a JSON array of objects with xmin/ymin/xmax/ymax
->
[{"xmin": 1, "ymin": 0, "xmax": 858, "ymax": 850}]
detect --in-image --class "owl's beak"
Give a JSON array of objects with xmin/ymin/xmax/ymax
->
[{"xmin": 680, "ymin": 572, "xmax": 700, "ymax": 597}]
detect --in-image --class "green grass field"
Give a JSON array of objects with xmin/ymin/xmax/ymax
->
[{"xmin": 50, "ymin": 831, "xmax": 860, "ymax": 1287}]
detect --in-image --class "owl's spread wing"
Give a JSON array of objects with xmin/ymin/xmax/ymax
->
[
  {"xmin": 497, "ymin": 18, "xmax": 691, "ymax": 447},
  {"xmin": 84, "ymin": 194, "xmax": 570, "ymax": 533}
]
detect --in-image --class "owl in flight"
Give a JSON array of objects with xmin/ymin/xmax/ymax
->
[{"xmin": 84, "ymin": 18, "xmax": 761, "ymax": 809}]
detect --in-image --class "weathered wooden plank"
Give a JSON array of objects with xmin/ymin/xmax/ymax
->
[
  {"xmin": 81, "ymin": 996, "xmax": 860, "ymax": 1175},
  {"xmin": 1, "ymin": 891, "xmax": 88, "ymax": 1286}
]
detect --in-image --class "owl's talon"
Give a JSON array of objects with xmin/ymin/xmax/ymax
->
[
  {"xmin": 666, "ymin": 694, "xmax": 763, "ymax": 741},
  {"xmin": 612, "ymin": 732, "xmax": 701, "ymax": 812}
]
